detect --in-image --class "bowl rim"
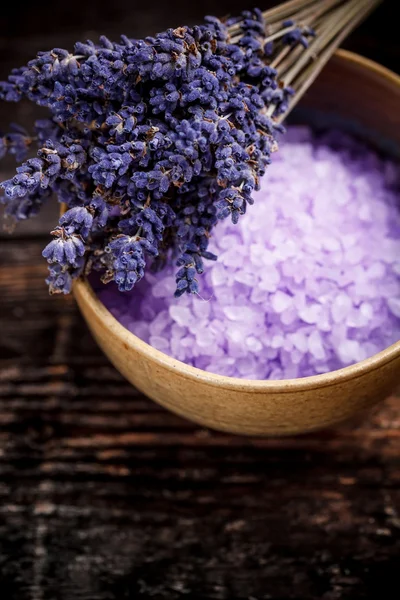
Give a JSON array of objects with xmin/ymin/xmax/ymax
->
[{"xmin": 74, "ymin": 49, "xmax": 400, "ymax": 393}]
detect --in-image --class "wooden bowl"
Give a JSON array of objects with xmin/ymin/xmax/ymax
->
[{"xmin": 73, "ymin": 50, "xmax": 400, "ymax": 436}]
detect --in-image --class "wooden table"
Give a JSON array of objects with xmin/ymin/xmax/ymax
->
[{"xmin": 0, "ymin": 1, "xmax": 399, "ymax": 598}]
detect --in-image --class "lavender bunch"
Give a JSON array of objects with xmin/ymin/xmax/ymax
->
[{"xmin": 0, "ymin": 1, "xmax": 380, "ymax": 296}]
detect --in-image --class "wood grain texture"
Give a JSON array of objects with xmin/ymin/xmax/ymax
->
[
  {"xmin": 1, "ymin": 221, "xmax": 400, "ymax": 600},
  {"xmin": 1, "ymin": 1, "xmax": 400, "ymax": 598}
]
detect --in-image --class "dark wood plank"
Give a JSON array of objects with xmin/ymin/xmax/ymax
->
[{"xmin": 0, "ymin": 236, "xmax": 399, "ymax": 600}]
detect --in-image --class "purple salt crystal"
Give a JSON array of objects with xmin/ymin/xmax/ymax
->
[
  {"xmin": 210, "ymin": 264, "xmax": 228, "ymax": 288},
  {"xmin": 331, "ymin": 293, "xmax": 353, "ymax": 324},
  {"xmin": 98, "ymin": 127, "xmax": 400, "ymax": 380},
  {"xmin": 149, "ymin": 310, "xmax": 170, "ymax": 336},
  {"xmin": 130, "ymin": 321, "xmax": 149, "ymax": 340},
  {"xmin": 152, "ymin": 276, "xmax": 176, "ymax": 298},
  {"xmin": 290, "ymin": 331, "xmax": 308, "ymax": 353},
  {"xmin": 169, "ymin": 305, "xmax": 192, "ymax": 327},
  {"xmin": 337, "ymin": 339, "xmax": 365, "ymax": 365},
  {"xmin": 281, "ymin": 307, "xmax": 298, "ymax": 326},
  {"xmin": 308, "ymin": 331, "xmax": 326, "ymax": 361},
  {"xmin": 322, "ymin": 236, "xmax": 341, "ymax": 252},
  {"xmin": 291, "ymin": 349, "xmax": 304, "ymax": 365},
  {"xmin": 234, "ymin": 270, "xmax": 257, "ymax": 287},
  {"xmin": 346, "ymin": 302, "xmax": 373, "ymax": 328},
  {"xmin": 259, "ymin": 265, "xmax": 280, "ymax": 292},
  {"xmin": 246, "ymin": 336, "xmax": 263, "ymax": 352},
  {"xmin": 271, "ymin": 334, "xmax": 284, "ymax": 349},
  {"xmin": 271, "ymin": 290, "xmax": 293, "ymax": 314},
  {"xmin": 388, "ymin": 297, "xmax": 400, "ymax": 318},
  {"xmin": 141, "ymin": 303, "xmax": 157, "ymax": 321},
  {"xmin": 299, "ymin": 303, "xmax": 322, "ymax": 325},
  {"xmin": 366, "ymin": 262, "xmax": 386, "ymax": 279},
  {"xmin": 219, "ymin": 248, "xmax": 244, "ymax": 268},
  {"xmin": 269, "ymin": 367, "xmax": 284, "ymax": 380},
  {"xmin": 192, "ymin": 298, "xmax": 211, "ymax": 320},
  {"xmin": 149, "ymin": 335, "xmax": 170, "ymax": 353}
]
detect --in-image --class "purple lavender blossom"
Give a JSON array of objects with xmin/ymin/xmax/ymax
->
[{"xmin": 0, "ymin": 9, "xmax": 311, "ymax": 295}]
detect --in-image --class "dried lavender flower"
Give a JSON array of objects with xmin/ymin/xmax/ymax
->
[{"xmin": 0, "ymin": 1, "xmax": 380, "ymax": 296}]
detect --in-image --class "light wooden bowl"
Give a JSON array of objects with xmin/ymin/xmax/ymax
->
[{"xmin": 73, "ymin": 50, "xmax": 400, "ymax": 436}]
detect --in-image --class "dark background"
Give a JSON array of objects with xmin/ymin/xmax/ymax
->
[
  {"xmin": 0, "ymin": 2, "xmax": 399, "ymax": 599},
  {"xmin": 0, "ymin": 0, "xmax": 398, "ymax": 77},
  {"xmin": 0, "ymin": 0, "xmax": 398, "ymax": 67}
]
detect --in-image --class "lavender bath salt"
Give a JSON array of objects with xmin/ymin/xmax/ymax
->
[{"xmin": 97, "ymin": 127, "xmax": 400, "ymax": 379}]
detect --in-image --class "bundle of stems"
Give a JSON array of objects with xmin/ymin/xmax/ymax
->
[{"xmin": 230, "ymin": 0, "xmax": 383, "ymax": 121}]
